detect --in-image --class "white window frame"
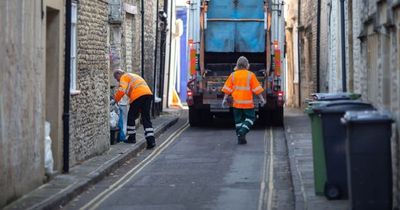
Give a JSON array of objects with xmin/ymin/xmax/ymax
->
[{"xmin": 70, "ymin": 2, "xmax": 79, "ymax": 94}]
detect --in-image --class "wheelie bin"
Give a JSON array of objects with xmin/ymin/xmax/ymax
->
[
  {"xmin": 342, "ymin": 111, "xmax": 393, "ymax": 210},
  {"xmin": 305, "ymin": 92, "xmax": 361, "ymax": 196},
  {"xmin": 305, "ymin": 101, "xmax": 329, "ymax": 196},
  {"xmin": 311, "ymin": 92, "xmax": 361, "ymax": 101},
  {"xmin": 313, "ymin": 101, "xmax": 375, "ymax": 200}
]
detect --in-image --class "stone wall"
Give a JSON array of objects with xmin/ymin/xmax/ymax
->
[
  {"xmin": 0, "ymin": 0, "xmax": 45, "ymax": 207},
  {"xmin": 352, "ymin": 0, "xmax": 400, "ymax": 206},
  {"xmin": 317, "ymin": 0, "xmax": 400, "ymax": 206},
  {"xmin": 131, "ymin": 0, "xmax": 158, "ymax": 88},
  {"xmin": 69, "ymin": 0, "xmax": 110, "ymax": 166}
]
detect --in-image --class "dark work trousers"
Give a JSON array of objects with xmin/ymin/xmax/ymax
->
[
  {"xmin": 233, "ymin": 108, "xmax": 256, "ymax": 137},
  {"xmin": 126, "ymin": 95, "xmax": 154, "ymax": 141}
]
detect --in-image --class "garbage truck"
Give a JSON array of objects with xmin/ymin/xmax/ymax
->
[{"xmin": 186, "ymin": 0, "xmax": 285, "ymax": 126}]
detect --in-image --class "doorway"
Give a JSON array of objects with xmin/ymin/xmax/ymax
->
[{"xmin": 45, "ymin": 7, "xmax": 62, "ymax": 173}]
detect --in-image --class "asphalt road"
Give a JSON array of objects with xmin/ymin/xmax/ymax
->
[{"xmin": 63, "ymin": 114, "xmax": 294, "ymax": 210}]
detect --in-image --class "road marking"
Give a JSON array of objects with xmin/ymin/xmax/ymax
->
[
  {"xmin": 80, "ymin": 122, "xmax": 189, "ymax": 210},
  {"xmin": 258, "ymin": 127, "xmax": 274, "ymax": 210},
  {"xmin": 267, "ymin": 128, "xmax": 274, "ymax": 210}
]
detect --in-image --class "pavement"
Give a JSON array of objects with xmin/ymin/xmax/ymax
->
[
  {"xmin": 4, "ymin": 110, "xmax": 180, "ymax": 210},
  {"xmin": 284, "ymin": 108, "xmax": 348, "ymax": 210}
]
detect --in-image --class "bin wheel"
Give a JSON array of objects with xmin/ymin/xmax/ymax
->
[{"xmin": 324, "ymin": 183, "xmax": 340, "ymax": 200}]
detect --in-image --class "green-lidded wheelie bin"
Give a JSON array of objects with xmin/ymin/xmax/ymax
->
[
  {"xmin": 305, "ymin": 92, "xmax": 361, "ymax": 196},
  {"xmin": 313, "ymin": 101, "xmax": 375, "ymax": 200},
  {"xmin": 305, "ymin": 101, "xmax": 329, "ymax": 196},
  {"xmin": 311, "ymin": 92, "xmax": 361, "ymax": 101}
]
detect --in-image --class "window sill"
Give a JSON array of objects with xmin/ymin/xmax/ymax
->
[{"xmin": 70, "ymin": 90, "xmax": 81, "ymax": 96}]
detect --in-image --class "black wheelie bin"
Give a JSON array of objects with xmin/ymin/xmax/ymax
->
[
  {"xmin": 305, "ymin": 92, "xmax": 361, "ymax": 196},
  {"xmin": 313, "ymin": 101, "xmax": 375, "ymax": 200},
  {"xmin": 342, "ymin": 111, "xmax": 393, "ymax": 210}
]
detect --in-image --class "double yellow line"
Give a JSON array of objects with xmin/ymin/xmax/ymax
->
[
  {"xmin": 258, "ymin": 127, "xmax": 275, "ymax": 210},
  {"xmin": 80, "ymin": 122, "xmax": 189, "ymax": 210}
]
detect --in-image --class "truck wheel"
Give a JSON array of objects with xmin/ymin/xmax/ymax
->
[
  {"xmin": 272, "ymin": 106, "xmax": 284, "ymax": 126},
  {"xmin": 200, "ymin": 109, "xmax": 213, "ymax": 126},
  {"xmin": 258, "ymin": 108, "xmax": 271, "ymax": 126},
  {"xmin": 189, "ymin": 107, "xmax": 201, "ymax": 127}
]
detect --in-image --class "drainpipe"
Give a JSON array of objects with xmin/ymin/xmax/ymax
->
[
  {"xmin": 297, "ymin": 0, "xmax": 302, "ymax": 106},
  {"xmin": 63, "ymin": 0, "xmax": 72, "ymax": 173},
  {"xmin": 159, "ymin": 1, "xmax": 169, "ymax": 112},
  {"xmin": 340, "ymin": 0, "xmax": 347, "ymax": 92},
  {"xmin": 141, "ymin": 0, "xmax": 145, "ymax": 78},
  {"xmin": 166, "ymin": 0, "xmax": 174, "ymax": 108},
  {"xmin": 152, "ymin": 0, "xmax": 160, "ymax": 117},
  {"xmin": 316, "ymin": 0, "xmax": 321, "ymax": 92}
]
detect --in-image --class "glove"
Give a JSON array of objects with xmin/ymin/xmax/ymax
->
[
  {"xmin": 259, "ymin": 95, "xmax": 266, "ymax": 107},
  {"xmin": 221, "ymin": 98, "xmax": 227, "ymax": 108},
  {"xmin": 110, "ymin": 99, "xmax": 116, "ymax": 106}
]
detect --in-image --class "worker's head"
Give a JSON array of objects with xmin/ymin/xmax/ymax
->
[
  {"xmin": 235, "ymin": 56, "xmax": 250, "ymax": 70},
  {"xmin": 113, "ymin": 69, "xmax": 125, "ymax": 82}
]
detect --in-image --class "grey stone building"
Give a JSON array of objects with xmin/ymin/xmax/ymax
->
[
  {"xmin": 0, "ymin": 0, "xmax": 66, "ymax": 206},
  {"xmin": 70, "ymin": 0, "xmax": 164, "ymax": 166},
  {"xmin": 68, "ymin": 0, "xmax": 110, "ymax": 166},
  {"xmin": 349, "ymin": 1, "xmax": 400, "ymax": 206}
]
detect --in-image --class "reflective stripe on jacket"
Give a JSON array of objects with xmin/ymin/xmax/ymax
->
[
  {"xmin": 221, "ymin": 69, "xmax": 264, "ymax": 109},
  {"xmin": 114, "ymin": 73, "xmax": 153, "ymax": 104}
]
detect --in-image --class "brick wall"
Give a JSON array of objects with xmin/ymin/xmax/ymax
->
[
  {"xmin": 298, "ymin": 0, "xmax": 318, "ymax": 106},
  {"xmin": 69, "ymin": 0, "xmax": 110, "ymax": 166}
]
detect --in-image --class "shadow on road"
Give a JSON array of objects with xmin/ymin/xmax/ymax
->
[{"xmin": 192, "ymin": 116, "xmax": 274, "ymax": 130}]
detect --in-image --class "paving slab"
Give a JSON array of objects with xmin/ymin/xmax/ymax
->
[{"xmin": 284, "ymin": 108, "xmax": 348, "ymax": 210}]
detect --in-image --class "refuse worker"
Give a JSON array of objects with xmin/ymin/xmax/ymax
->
[
  {"xmin": 113, "ymin": 69, "xmax": 156, "ymax": 149},
  {"xmin": 221, "ymin": 56, "xmax": 266, "ymax": 144}
]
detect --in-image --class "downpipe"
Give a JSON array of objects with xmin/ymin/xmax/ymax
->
[
  {"xmin": 340, "ymin": 0, "xmax": 347, "ymax": 92},
  {"xmin": 63, "ymin": 0, "xmax": 72, "ymax": 173}
]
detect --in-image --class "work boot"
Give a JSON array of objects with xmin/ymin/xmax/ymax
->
[
  {"xmin": 146, "ymin": 137, "xmax": 156, "ymax": 149},
  {"xmin": 126, "ymin": 135, "xmax": 136, "ymax": 144},
  {"xmin": 238, "ymin": 135, "xmax": 247, "ymax": 145}
]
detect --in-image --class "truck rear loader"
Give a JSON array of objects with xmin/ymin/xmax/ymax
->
[{"xmin": 186, "ymin": 0, "xmax": 286, "ymax": 126}]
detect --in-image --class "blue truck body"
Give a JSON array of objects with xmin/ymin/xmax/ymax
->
[{"xmin": 187, "ymin": 0, "xmax": 285, "ymax": 127}]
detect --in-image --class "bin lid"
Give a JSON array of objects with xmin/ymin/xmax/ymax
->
[
  {"xmin": 342, "ymin": 111, "xmax": 394, "ymax": 124},
  {"xmin": 313, "ymin": 101, "xmax": 375, "ymax": 114},
  {"xmin": 311, "ymin": 92, "xmax": 361, "ymax": 101}
]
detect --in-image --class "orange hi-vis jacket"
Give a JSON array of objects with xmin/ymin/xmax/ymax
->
[
  {"xmin": 114, "ymin": 73, "xmax": 153, "ymax": 104},
  {"xmin": 222, "ymin": 69, "xmax": 264, "ymax": 109}
]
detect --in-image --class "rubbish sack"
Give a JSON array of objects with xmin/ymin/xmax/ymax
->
[
  {"xmin": 44, "ymin": 121, "xmax": 54, "ymax": 175},
  {"xmin": 110, "ymin": 110, "xmax": 119, "ymax": 129}
]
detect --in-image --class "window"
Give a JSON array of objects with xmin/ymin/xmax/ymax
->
[{"xmin": 70, "ymin": 3, "xmax": 78, "ymax": 93}]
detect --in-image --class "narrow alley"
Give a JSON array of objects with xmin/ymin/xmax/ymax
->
[{"xmin": 1, "ymin": 0, "xmax": 400, "ymax": 209}]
